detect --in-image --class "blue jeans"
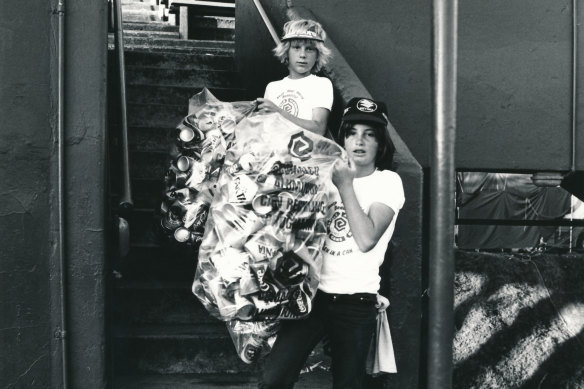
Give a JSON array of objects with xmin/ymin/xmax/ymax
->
[{"xmin": 259, "ymin": 290, "xmax": 377, "ymax": 389}]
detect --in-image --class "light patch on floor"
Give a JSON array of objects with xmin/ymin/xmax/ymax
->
[
  {"xmin": 470, "ymin": 303, "xmax": 584, "ymax": 388},
  {"xmin": 454, "ymin": 271, "xmax": 487, "ymax": 310},
  {"xmin": 454, "ymin": 283, "xmax": 548, "ymax": 364}
]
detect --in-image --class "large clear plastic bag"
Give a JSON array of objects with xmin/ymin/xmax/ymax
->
[
  {"xmin": 157, "ymin": 88, "xmax": 256, "ymax": 246},
  {"xmin": 192, "ymin": 112, "xmax": 345, "ymax": 363}
]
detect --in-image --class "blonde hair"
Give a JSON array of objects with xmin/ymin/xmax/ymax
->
[{"xmin": 273, "ymin": 19, "xmax": 332, "ymax": 73}]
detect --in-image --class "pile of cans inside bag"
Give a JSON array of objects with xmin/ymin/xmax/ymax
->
[
  {"xmin": 192, "ymin": 112, "xmax": 345, "ymax": 363},
  {"xmin": 158, "ymin": 90, "xmax": 255, "ymax": 246}
]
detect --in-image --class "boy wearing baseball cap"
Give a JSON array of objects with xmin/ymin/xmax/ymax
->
[
  {"xmin": 261, "ymin": 98, "xmax": 404, "ymax": 388},
  {"xmin": 256, "ymin": 19, "xmax": 333, "ymax": 136}
]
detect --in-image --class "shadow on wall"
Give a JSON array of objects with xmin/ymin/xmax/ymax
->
[{"xmin": 453, "ymin": 250, "xmax": 584, "ymax": 388}]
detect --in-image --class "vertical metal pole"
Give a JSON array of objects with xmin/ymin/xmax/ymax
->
[
  {"xmin": 428, "ymin": 0, "xmax": 458, "ymax": 388},
  {"xmin": 571, "ymin": 0, "xmax": 578, "ymax": 173},
  {"xmin": 57, "ymin": 0, "xmax": 69, "ymax": 387}
]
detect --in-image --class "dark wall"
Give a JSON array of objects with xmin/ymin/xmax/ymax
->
[
  {"xmin": 0, "ymin": 0, "xmax": 108, "ymax": 387},
  {"xmin": 0, "ymin": 2, "xmax": 54, "ymax": 388},
  {"xmin": 64, "ymin": 1, "xmax": 109, "ymax": 387},
  {"xmin": 293, "ymin": 0, "xmax": 579, "ymax": 171}
]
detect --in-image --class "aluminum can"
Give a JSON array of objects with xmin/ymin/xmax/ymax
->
[
  {"xmin": 240, "ymin": 336, "xmax": 263, "ymax": 364},
  {"xmin": 174, "ymin": 227, "xmax": 191, "ymax": 243},
  {"xmin": 160, "ymin": 211, "xmax": 183, "ymax": 233},
  {"xmin": 251, "ymin": 193, "xmax": 275, "ymax": 216},
  {"xmin": 177, "ymin": 122, "xmax": 204, "ymax": 149},
  {"xmin": 169, "ymin": 199, "xmax": 187, "ymax": 218},
  {"xmin": 234, "ymin": 293, "xmax": 256, "ymax": 320},
  {"xmin": 177, "ymin": 155, "xmax": 195, "ymax": 172},
  {"xmin": 287, "ymin": 286, "xmax": 312, "ymax": 316},
  {"xmin": 166, "ymin": 166, "xmax": 189, "ymax": 188},
  {"xmin": 218, "ymin": 113, "xmax": 236, "ymax": 135}
]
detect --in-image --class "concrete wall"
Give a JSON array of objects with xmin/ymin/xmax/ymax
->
[
  {"xmin": 0, "ymin": 2, "xmax": 54, "ymax": 387},
  {"xmin": 293, "ymin": 0, "xmax": 579, "ymax": 171},
  {"xmin": 0, "ymin": 0, "xmax": 108, "ymax": 387}
]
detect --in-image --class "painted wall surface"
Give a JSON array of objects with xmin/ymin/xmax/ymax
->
[
  {"xmin": 0, "ymin": 1, "xmax": 108, "ymax": 388},
  {"xmin": 294, "ymin": 0, "xmax": 577, "ymax": 171},
  {"xmin": 0, "ymin": 2, "xmax": 54, "ymax": 388},
  {"xmin": 62, "ymin": 1, "xmax": 109, "ymax": 387}
]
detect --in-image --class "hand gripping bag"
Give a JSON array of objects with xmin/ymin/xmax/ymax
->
[
  {"xmin": 192, "ymin": 112, "xmax": 345, "ymax": 363},
  {"xmin": 157, "ymin": 88, "xmax": 256, "ymax": 246}
]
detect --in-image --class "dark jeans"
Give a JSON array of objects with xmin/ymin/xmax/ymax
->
[{"xmin": 259, "ymin": 290, "xmax": 377, "ymax": 389}]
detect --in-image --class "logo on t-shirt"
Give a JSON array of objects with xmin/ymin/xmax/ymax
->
[
  {"xmin": 279, "ymin": 97, "xmax": 299, "ymax": 117},
  {"xmin": 288, "ymin": 132, "xmax": 313, "ymax": 161},
  {"xmin": 326, "ymin": 205, "xmax": 352, "ymax": 242}
]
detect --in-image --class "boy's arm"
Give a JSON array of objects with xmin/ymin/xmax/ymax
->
[
  {"xmin": 333, "ymin": 160, "xmax": 395, "ymax": 252},
  {"xmin": 256, "ymin": 98, "xmax": 329, "ymax": 136}
]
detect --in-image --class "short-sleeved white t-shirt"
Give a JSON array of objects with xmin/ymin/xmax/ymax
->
[
  {"xmin": 264, "ymin": 74, "xmax": 333, "ymax": 120},
  {"xmin": 319, "ymin": 169, "xmax": 405, "ymax": 294}
]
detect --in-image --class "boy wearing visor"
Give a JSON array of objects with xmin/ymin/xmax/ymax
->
[{"xmin": 256, "ymin": 19, "xmax": 333, "ymax": 136}]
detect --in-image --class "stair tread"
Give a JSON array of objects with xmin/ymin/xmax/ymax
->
[
  {"xmin": 119, "ymin": 51, "xmax": 236, "ymax": 71},
  {"xmin": 109, "ymin": 43, "xmax": 234, "ymax": 55},
  {"xmin": 116, "ymin": 279, "xmax": 192, "ymax": 289},
  {"xmin": 114, "ymin": 373, "xmax": 256, "ymax": 388},
  {"xmin": 125, "ymin": 85, "xmax": 251, "ymax": 105},
  {"xmin": 117, "ymin": 323, "xmax": 228, "ymax": 339},
  {"xmin": 113, "ymin": 371, "xmax": 332, "ymax": 388}
]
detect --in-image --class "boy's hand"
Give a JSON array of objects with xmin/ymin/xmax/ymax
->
[
  {"xmin": 332, "ymin": 157, "xmax": 356, "ymax": 189},
  {"xmin": 375, "ymin": 294, "xmax": 390, "ymax": 312},
  {"xmin": 256, "ymin": 98, "xmax": 280, "ymax": 114}
]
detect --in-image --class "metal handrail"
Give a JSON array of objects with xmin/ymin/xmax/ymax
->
[
  {"xmin": 252, "ymin": 0, "xmax": 280, "ymax": 45},
  {"xmin": 113, "ymin": 0, "xmax": 133, "ymax": 215}
]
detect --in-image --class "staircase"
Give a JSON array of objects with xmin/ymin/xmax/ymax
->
[{"xmin": 107, "ymin": 1, "xmax": 331, "ymax": 387}]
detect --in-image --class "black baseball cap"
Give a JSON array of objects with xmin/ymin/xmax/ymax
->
[{"xmin": 341, "ymin": 98, "xmax": 388, "ymax": 126}]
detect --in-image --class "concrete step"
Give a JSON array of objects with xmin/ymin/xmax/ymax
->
[
  {"xmin": 111, "ymin": 42, "xmax": 232, "ymax": 55},
  {"xmin": 114, "ymin": 281, "xmax": 210, "ymax": 325},
  {"xmin": 122, "ymin": 10, "xmax": 165, "ymax": 23},
  {"xmin": 126, "ymin": 85, "xmax": 250, "ymax": 105},
  {"xmin": 115, "ymin": 244, "xmax": 196, "ymax": 282},
  {"xmin": 186, "ymin": 16, "xmax": 235, "ymax": 29},
  {"xmin": 185, "ymin": 26, "xmax": 235, "ymax": 41},
  {"xmin": 108, "ymin": 177, "xmax": 165, "ymax": 210},
  {"xmin": 128, "ymin": 206, "xmax": 164, "ymax": 245},
  {"xmin": 109, "ymin": 177, "xmax": 166, "ymax": 210},
  {"xmin": 113, "ymin": 323, "xmax": 255, "ymax": 374},
  {"xmin": 108, "ymin": 34, "xmax": 234, "ymax": 51},
  {"xmin": 124, "ymin": 29, "xmax": 181, "ymax": 39},
  {"xmin": 127, "ymin": 126, "xmax": 174, "ymax": 153},
  {"xmin": 126, "ymin": 67, "xmax": 241, "ymax": 89},
  {"xmin": 113, "ymin": 371, "xmax": 333, "ymax": 389},
  {"xmin": 129, "ymin": 149, "xmax": 168, "ymax": 180},
  {"xmin": 121, "ymin": 2, "xmax": 157, "ymax": 12},
  {"xmin": 120, "ymin": 50, "xmax": 236, "ymax": 71},
  {"xmin": 127, "ymin": 102, "xmax": 186, "ymax": 128},
  {"xmin": 113, "ymin": 373, "xmax": 258, "ymax": 389},
  {"xmin": 123, "ymin": 21, "xmax": 179, "ymax": 33}
]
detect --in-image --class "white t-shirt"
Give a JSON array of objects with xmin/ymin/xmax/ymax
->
[
  {"xmin": 264, "ymin": 74, "xmax": 333, "ymax": 120},
  {"xmin": 319, "ymin": 169, "xmax": 405, "ymax": 294}
]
